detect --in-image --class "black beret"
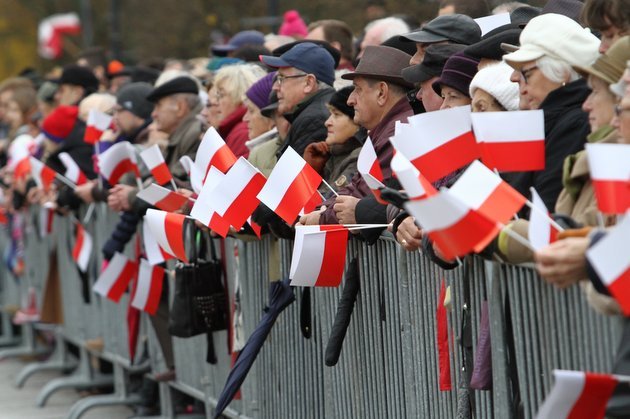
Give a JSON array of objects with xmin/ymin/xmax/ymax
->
[
  {"xmin": 464, "ymin": 24, "xmax": 522, "ymax": 61},
  {"xmin": 146, "ymin": 76, "xmax": 198, "ymax": 102},
  {"xmin": 402, "ymin": 44, "xmax": 466, "ymax": 84},
  {"xmin": 52, "ymin": 64, "xmax": 99, "ymax": 92}
]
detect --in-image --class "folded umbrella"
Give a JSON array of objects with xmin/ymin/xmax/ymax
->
[
  {"xmin": 213, "ymin": 278, "xmax": 295, "ymax": 418},
  {"xmin": 325, "ymin": 257, "xmax": 359, "ymax": 366}
]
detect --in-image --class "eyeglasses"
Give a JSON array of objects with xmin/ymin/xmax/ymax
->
[
  {"xmin": 274, "ymin": 73, "xmax": 308, "ymax": 85},
  {"xmin": 519, "ymin": 65, "xmax": 539, "ymax": 84},
  {"xmin": 614, "ymin": 104, "xmax": 630, "ymax": 117}
]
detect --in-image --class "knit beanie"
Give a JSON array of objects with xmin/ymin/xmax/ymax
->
[
  {"xmin": 41, "ymin": 105, "xmax": 79, "ymax": 143},
  {"xmin": 328, "ymin": 86, "xmax": 355, "ymax": 119},
  {"xmin": 116, "ymin": 82, "xmax": 154, "ymax": 120},
  {"xmin": 432, "ymin": 52, "xmax": 480, "ymax": 97},
  {"xmin": 279, "ymin": 10, "xmax": 308, "ymax": 38},
  {"xmin": 469, "ymin": 62, "xmax": 520, "ymax": 111},
  {"xmin": 245, "ymin": 71, "xmax": 276, "ymax": 110}
]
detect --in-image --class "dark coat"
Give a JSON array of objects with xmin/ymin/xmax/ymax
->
[
  {"xmin": 277, "ymin": 88, "xmax": 334, "ymax": 159},
  {"xmin": 321, "ymin": 128, "xmax": 366, "ymax": 199},
  {"xmin": 319, "ymin": 97, "xmax": 414, "ymax": 225},
  {"xmin": 509, "ymin": 79, "xmax": 591, "ymax": 215}
]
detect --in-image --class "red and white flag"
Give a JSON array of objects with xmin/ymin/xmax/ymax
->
[
  {"xmin": 205, "ymin": 157, "xmax": 266, "ymax": 230},
  {"xmin": 84, "ymin": 109, "xmax": 113, "ymax": 145},
  {"xmin": 471, "ymin": 110, "xmax": 545, "ymax": 172},
  {"xmin": 190, "ymin": 167, "xmax": 232, "ymax": 237},
  {"xmin": 536, "ymin": 370, "xmax": 618, "ymax": 419},
  {"xmin": 257, "ymin": 147, "xmax": 322, "ymax": 224},
  {"xmin": 391, "ymin": 152, "xmax": 436, "ymax": 200},
  {"xmin": 247, "ymin": 216, "xmax": 262, "ymax": 239},
  {"xmin": 39, "ymin": 206, "xmax": 55, "ymax": 237},
  {"xmin": 131, "ymin": 259, "xmax": 164, "ymax": 315},
  {"xmin": 59, "ymin": 152, "xmax": 88, "ymax": 185},
  {"xmin": 586, "ymin": 214, "xmax": 630, "ymax": 315},
  {"xmin": 13, "ymin": 155, "xmax": 32, "ymax": 181},
  {"xmin": 528, "ymin": 187, "xmax": 559, "ymax": 250},
  {"xmin": 142, "ymin": 221, "xmax": 174, "ymax": 266},
  {"xmin": 137, "ymin": 184, "xmax": 189, "ymax": 212},
  {"xmin": 448, "ymin": 160, "xmax": 526, "ymax": 225},
  {"xmin": 289, "ymin": 225, "xmax": 349, "ymax": 287},
  {"xmin": 98, "ymin": 141, "xmax": 139, "ymax": 185},
  {"xmin": 140, "ymin": 144, "xmax": 172, "ymax": 186},
  {"xmin": 357, "ymin": 138, "xmax": 387, "ymax": 203},
  {"xmin": 144, "ymin": 209, "xmax": 188, "ymax": 263},
  {"xmin": 29, "ymin": 157, "xmax": 57, "ymax": 191},
  {"xmin": 586, "ymin": 143, "xmax": 630, "ymax": 214},
  {"xmin": 93, "ymin": 252, "xmax": 137, "ymax": 302},
  {"xmin": 299, "ymin": 191, "xmax": 324, "ymax": 216},
  {"xmin": 391, "ymin": 106, "xmax": 479, "ymax": 183},
  {"xmin": 38, "ymin": 13, "xmax": 81, "ymax": 60},
  {"xmin": 179, "ymin": 155, "xmax": 203, "ymax": 194},
  {"xmin": 404, "ymin": 190, "xmax": 499, "ymax": 260},
  {"xmin": 195, "ymin": 127, "xmax": 237, "ymax": 178},
  {"xmin": 72, "ymin": 223, "xmax": 92, "ymax": 273}
]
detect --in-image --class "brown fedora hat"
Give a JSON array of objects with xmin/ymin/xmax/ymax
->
[{"xmin": 341, "ymin": 45, "xmax": 413, "ymax": 89}]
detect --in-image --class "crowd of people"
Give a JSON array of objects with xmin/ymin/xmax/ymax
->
[{"xmin": 1, "ymin": 0, "xmax": 630, "ymax": 416}]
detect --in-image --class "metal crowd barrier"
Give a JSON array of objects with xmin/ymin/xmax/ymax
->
[{"xmin": 11, "ymin": 205, "xmax": 624, "ymax": 418}]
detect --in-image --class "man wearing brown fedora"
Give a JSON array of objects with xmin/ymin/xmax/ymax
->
[{"xmin": 299, "ymin": 45, "xmax": 414, "ymax": 229}]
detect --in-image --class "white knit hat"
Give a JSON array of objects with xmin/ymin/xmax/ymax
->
[{"xmin": 469, "ymin": 62, "xmax": 520, "ymax": 111}]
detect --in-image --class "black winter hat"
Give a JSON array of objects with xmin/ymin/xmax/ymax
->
[
  {"xmin": 52, "ymin": 64, "xmax": 99, "ymax": 93},
  {"xmin": 328, "ymin": 86, "xmax": 355, "ymax": 119},
  {"xmin": 402, "ymin": 44, "xmax": 466, "ymax": 84},
  {"xmin": 146, "ymin": 76, "xmax": 198, "ymax": 103},
  {"xmin": 116, "ymin": 82, "xmax": 154, "ymax": 120}
]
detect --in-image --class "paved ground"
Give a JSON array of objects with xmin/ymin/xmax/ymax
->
[{"xmin": 0, "ymin": 355, "xmax": 133, "ymax": 419}]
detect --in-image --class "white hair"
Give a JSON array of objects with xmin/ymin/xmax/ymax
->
[
  {"xmin": 364, "ymin": 17, "xmax": 410, "ymax": 44},
  {"xmin": 536, "ymin": 56, "xmax": 580, "ymax": 84},
  {"xmin": 154, "ymin": 70, "xmax": 202, "ymax": 91},
  {"xmin": 213, "ymin": 63, "xmax": 267, "ymax": 104}
]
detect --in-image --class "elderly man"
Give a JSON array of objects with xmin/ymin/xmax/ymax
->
[
  {"xmin": 299, "ymin": 45, "xmax": 414, "ymax": 230},
  {"xmin": 53, "ymin": 64, "xmax": 99, "ymax": 106},
  {"xmin": 260, "ymin": 42, "xmax": 335, "ymax": 158},
  {"xmin": 399, "ymin": 14, "xmax": 481, "ymax": 65}
]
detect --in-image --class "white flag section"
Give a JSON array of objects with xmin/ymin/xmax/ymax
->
[
  {"xmin": 98, "ymin": 141, "xmax": 138, "ymax": 185},
  {"xmin": 136, "ymin": 183, "xmax": 189, "ymax": 212},
  {"xmin": 59, "ymin": 152, "xmax": 87, "ymax": 185},
  {"xmin": 179, "ymin": 155, "xmax": 203, "ymax": 194},
  {"xmin": 131, "ymin": 259, "xmax": 164, "ymax": 315},
  {"xmin": 357, "ymin": 138, "xmax": 383, "ymax": 187},
  {"xmin": 289, "ymin": 226, "xmax": 349, "ymax": 287},
  {"xmin": 190, "ymin": 167, "xmax": 225, "ymax": 227},
  {"xmin": 474, "ymin": 12, "xmax": 510, "ymax": 36},
  {"xmin": 142, "ymin": 221, "xmax": 172, "ymax": 265},
  {"xmin": 195, "ymin": 127, "xmax": 237, "ymax": 176},
  {"xmin": 93, "ymin": 252, "xmax": 136, "ymax": 302},
  {"xmin": 585, "ymin": 143, "xmax": 630, "ymax": 214},
  {"xmin": 144, "ymin": 209, "xmax": 187, "ymax": 263},
  {"xmin": 85, "ymin": 109, "xmax": 113, "ymax": 144},
  {"xmin": 140, "ymin": 144, "xmax": 172, "ymax": 185},
  {"xmin": 529, "ymin": 188, "xmax": 558, "ymax": 250},
  {"xmin": 536, "ymin": 370, "xmax": 618, "ymax": 419},
  {"xmin": 586, "ymin": 214, "xmax": 630, "ymax": 316},
  {"xmin": 38, "ymin": 13, "xmax": 81, "ymax": 59},
  {"xmin": 390, "ymin": 152, "xmax": 435, "ymax": 200},
  {"xmin": 72, "ymin": 224, "xmax": 92, "ymax": 273}
]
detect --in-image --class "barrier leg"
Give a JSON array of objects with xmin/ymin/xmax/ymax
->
[
  {"xmin": 35, "ymin": 345, "xmax": 113, "ymax": 407},
  {"xmin": 65, "ymin": 363, "xmax": 141, "ymax": 419},
  {"xmin": 0, "ymin": 310, "xmax": 19, "ymax": 346},
  {"xmin": 0, "ymin": 322, "xmax": 50, "ymax": 360},
  {"xmin": 15, "ymin": 327, "xmax": 77, "ymax": 388}
]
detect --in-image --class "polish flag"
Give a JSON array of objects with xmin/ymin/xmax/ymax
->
[
  {"xmin": 471, "ymin": 110, "xmax": 545, "ymax": 172},
  {"xmin": 586, "ymin": 215, "xmax": 630, "ymax": 315},
  {"xmin": 29, "ymin": 157, "xmax": 57, "ymax": 191},
  {"xmin": 140, "ymin": 144, "xmax": 172, "ymax": 186},
  {"xmin": 38, "ymin": 206, "xmax": 55, "ymax": 237},
  {"xmin": 144, "ymin": 209, "xmax": 188, "ymax": 263},
  {"xmin": 300, "ymin": 190, "xmax": 324, "ymax": 216},
  {"xmin": 72, "ymin": 223, "xmax": 92, "ymax": 273},
  {"xmin": 289, "ymin": 225, "xmax": 349, "ymax": 287},
  {"xmin": 205, "ymin": 157, "xmax": 266, "ymax": 230},
  {"xmin": 247, "ymin": 217, "xmax": 262, "ymax": 239},
  {"xmin": 528, "ymin": 187, "xmax": 559, "ymax": 251},
  {"xmin": 257, "ymin": 147, "xmax": 322, "ymax": 224},
  {"xmin": 131, "ymin": 259, "xmax": 164, "ymax": 315},
  {"xmin": 390, "ymin": 152, "xmax": 436, "ymax": 200},
  {"xmin": 98, "ymin": 141, "xmax": 139, "ymax": 185},
  {"xmin": 190, "ymin": 167, "xmax": 232, "ymax": 237},
  {"xmin": 58, "ymin": 152, "xmax": 88, "ymax": 185},
  {"xmin": 93, "ymin": 252, "xmax": 137, "ymax": 302},
  {"xmin": 448, "ymin": 160, "xmax": 526, "ymax": 225},
  {"xmin": 136, "ymin": 184, "xmax": 189, "ymax": 212},
  {"xmin": 179, "ymin": 155, "xmax": 203, "ymax": 194},
  {"xmin": 195, "ymin": 127, "xmax": 237, "ymax": 178},
  {"xmin": 357, "ymin": 138, "xmax": 388, "ymax": 203},
  {"xmin": 38, "ymin": 13, "xmax": 81, "ymax": 60},
  {"xmin": 404, "ymin": 190, "xmax": 499, "ymax": 260},
  {"xmin": 13, "ymin": 155, "xmax": 31, "ymax": 180},
  {"xmin": 586, "ymin": 143, "xmax": 630, "ymax": 214},
  {"xmin": 84, "ymin": 109, "xmax": 113, "ymax": 145},
  {"xmin": 142, "ymin": 221, "xmax": 174, "ymax": 266},
  {"xmin": 391, "ymin": 106, "xmax": 479, "ymax": 183},
  {"xmin": 536, "ymin": 370, "xmax": 618, "ymax": 419}
]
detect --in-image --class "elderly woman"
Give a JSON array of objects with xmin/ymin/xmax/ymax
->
[
  {"xmin": 469, "ymin": 62, "xmax": 520, "ymax": 112},
  {"xmin": 212, "ymin": 63, "xmax": 267, "ymax": 158},
  {"xmin": 503, "ymin": 13, "xmax": 599, "ymax": 212},
  {"xmin": 432, "ymin": 51, "xmax": 480, "ymax": 110}
]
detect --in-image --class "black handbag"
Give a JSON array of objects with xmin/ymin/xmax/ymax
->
[{"xmin": 168, "ymin": 230, "xmax": 228, "ymax": 338}]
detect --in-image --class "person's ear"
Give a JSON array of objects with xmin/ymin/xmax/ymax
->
[{"xmin": 376, "ymin": 81, "xmax": 388, "ymax": 106}]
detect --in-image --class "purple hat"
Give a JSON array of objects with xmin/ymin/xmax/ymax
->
[
  {"xmin": 245, "ymin": 72, "xmax": 276, "ymax": 110},
  {"xmin": 212, "ymin": 30, "xmax": 265, "ymax": 54},
  {"xmin": 432, "ymin": 52, "xmax": 480, "ymax": 97}
]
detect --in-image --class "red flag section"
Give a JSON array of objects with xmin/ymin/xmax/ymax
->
[
  {"xmin": 93, "ymin": 252, "xmax": 137, "ymax": 302},
  {"xmin": 59, "ymin": 152, "xmax": 88, "ymax": 185},
  {"xmin": 136, "ymin": 184, "xmax": 189, "ymax": 212},
  {"xmin": 84, "ymin": 109, "xmax": 113, "ymax": 145},
  {"xmin": 140, "ymin": 144, "xmax": 173, "ymax": 186},
  {"xmin": 145, "ymin": 209, "xmax": 188, "ymax": 263},
  {"xmin": 586, "ymin": 143, "xmax": 630, "ymax": 214},
  {"xmin": 196, "ymin": 127, "xmax": 238, "ymax": 178},
  {"xmin": 29, "ymin": 157, "xmax": 57, "ymax": 191},
  {"xmin": 436, "ymin": 280, "xmax": 451, "ymax": 391},
  {"xmin": 131, "ymin": 259, "xmax": 164, "ymax": 315},
  {"xmin": 72, "ymin": 223, "xmax": 92, "ymax": 273}
]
